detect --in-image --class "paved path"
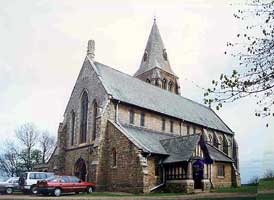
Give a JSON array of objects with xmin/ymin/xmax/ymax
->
[{"xmin": 0, "ymin": 192, "xmax": 256, "ymax": 200}]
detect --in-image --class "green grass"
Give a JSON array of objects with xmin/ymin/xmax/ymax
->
[
  {"xmin": 211, "ymin": 185, "xmax": 257, "ymax": 193},
  {"xmin": 258, "ymin": 178, "xmax": 274, "ymax": 191},
  {"xmin": 202, "ymin": 198, "xmax": 255, "ymax": 200},
  {"xmin": 77, "ymin": 192, "xmax": 187, "ymax": 197},
  {"xmin": 256, "ymin": 193, "xmax": 274, "ymax": 200}
]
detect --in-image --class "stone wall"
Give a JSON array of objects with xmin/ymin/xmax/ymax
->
[
  {"xmin": 135, "ymin": 68, "xmax": 180, "ymax": 94},
  {"xmin": 211, "ymin": 162, "xmax": 232, "ymax": 188},
  {"xmin": 100, "ymin": 121, "xmax": 146, "ymax": 193},
  {"xmin": 118, "ymin": 103, "xmax": 205, "ymax": 137}
]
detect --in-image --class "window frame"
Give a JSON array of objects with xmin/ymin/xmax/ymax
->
[
  {"xmin": 187, "ymin": 125, "xmax": 190, "ymax": 135},
  {"xmin": 170, "ymin": 120, "xmax": 174, "ymax": 133},
  {"xmin": 162, "ymin": 118, "xmax": 166, "ymax": 131},
  {"xmin": 80, "ymin": 91, "xmax": 88, "ymax": 144},
  {"xmin": 140, "ymin": 112, "xmax": 145, "ymax": 127},
  {"xmin": 71, "ymin": 111, "xmax": 75, "ymax": 146},
  {"xmin": 112, "ymin": 148, "xmax": 117, "ymax": 168},
  {"xmin": 217, "ymin": 165, "xmax": 225, "ymax": 177},
  {"xmin": 129, "ymin": 110, "xmax": 135, "ymax": 124},
  {"xmin": 92, "ymin": 102, "xmax": 97, "ymax": 141}
]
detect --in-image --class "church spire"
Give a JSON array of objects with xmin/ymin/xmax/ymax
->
[
  {"xmin": 134, "ymin": 19, "xmax": 175, "ymax": 77},
  {"xmin": 134, "ymin": 19, "xmax": 180, "ymax": 95}
]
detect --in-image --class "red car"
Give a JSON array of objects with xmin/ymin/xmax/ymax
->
[{"xmin": 36, "ymin": 175, "xmax": 95, "ymax": 196}]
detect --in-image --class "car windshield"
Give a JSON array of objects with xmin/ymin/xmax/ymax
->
[
  {"xmin": 46, "ymin": 176, "xmax": 59, "ymax": 182},
  {"xmin": 70, "ymin": 176, "xmax": 80, "ymax": 183},
  {"xmin": 0, "ymin": 177, "xmax": 9, "ymax": 182}
]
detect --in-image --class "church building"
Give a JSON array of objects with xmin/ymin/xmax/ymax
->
[{"xmin": 45, "ymin": 20, "xmax": 240, "ymax": 193}]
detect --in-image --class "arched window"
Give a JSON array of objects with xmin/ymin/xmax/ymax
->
[
  {"xmin": 155, "ymin": 79, "xmax": 160, "ymax": 87},
  {"xmin": 209, "ymin": 134, "xmax": 213, "ymax": 144},
  {"xmin": 71, "ymin": 111, "xmax": 75, "ymax": 146},
  {"xmin": 146, "ymin": 79, "xmax": 151, "ymax": 83},
  {"xmin": 140, "ymin": 112, "xmax": 145, "ymax": 127},
  {"xmin": 223, "ymin": 136, "xmax": 229, "ymax": 155},
  {"xmin": 163, "ymin": 49, "xmax": 168, "ymax": 61},
  {"xmin": 219, "ymin": 136, "xmax": 223, "ymax": 151},
  {"xmin": 80, "ymin": 91, "xmax": 88, "ymax": 143},
  {"xmin": 112, "ymin": 148, "xmax": 117, "ymax": 167},
  {"xmin": 213, "ymin": 133, "xmax": 219, "ymax": 148},
  {"xmin": 143, "ymin": 50, "xmax": 148, "ymax": 62},
  {"xmin": 162, "ymin": 79, "xmax": 167, "ymax": 89},
  {"xmin": 92, "ymin": 101, "xmax": 97, "ymax": 141},
  {"xmin": 175, "ymin": 84, "xmax": 180, "ymax": 94},
  {"xmin": 168, "ymin": 81, "xmax": 174, "ymax": 92}
]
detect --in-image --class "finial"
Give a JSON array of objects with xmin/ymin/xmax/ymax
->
[{"xmin": 153, "ymin": 10, "xmax": 157, "ymax": 23}]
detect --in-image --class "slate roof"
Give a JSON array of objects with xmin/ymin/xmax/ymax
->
[
  {"xmin": 120, "ymin": 124, "xmax": 174, "ymax": 155},
  {"xmin": 115, "ymin": 123, "xmax": 233, "ymax": 163},
  {"xmin": 160, "ymin": 134, "xmax": 200, "ymax": 163},
  {"xmin": 134, "ymin": 20, "xmax": 175, "ymax": 77},
  {"xmin": 205, "ymin": 144, "xmax": 233, "ymax": 162},
  {"xmin": 93, "ymin": 61, "xmax": 233, "ymax": 134}
]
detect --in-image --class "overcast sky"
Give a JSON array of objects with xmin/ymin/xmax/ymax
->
[{"xmin": 0, "ymin": 0, "xmax": 273, "ymax": 183}]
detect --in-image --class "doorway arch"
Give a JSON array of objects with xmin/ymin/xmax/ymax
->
[
  {"xmin": 192, "ymin": 160, "xmax": 204, "ymax": 189},
  {"xmin": 74, "ymin": 158, "xmax": 87, "ymax": 181}
]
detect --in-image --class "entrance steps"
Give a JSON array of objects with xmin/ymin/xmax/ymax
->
[{"xmin": 194, "ymin": 189, "xmax": 203, "ymax": 193}]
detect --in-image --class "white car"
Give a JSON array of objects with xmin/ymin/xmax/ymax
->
[
  {"xmin": 0, "ymin": 177, "xmax": 20, "ymax": 194},
  {"xmin": 22, "ymin": 172, "xmax": 54, "ymax": 194}
]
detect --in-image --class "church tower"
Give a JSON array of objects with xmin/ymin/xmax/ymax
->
[{"xmin": 134, "ymin": 19, "xmax": 181, "ymax": 95}]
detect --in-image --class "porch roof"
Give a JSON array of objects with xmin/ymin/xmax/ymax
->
[
  {"xmin": 205, "ymin": 144, "xmax": 233, "ymax": 163},
  {"xmin": 113, "ymin": 122, "xmax": 233, "ymax": 164}
]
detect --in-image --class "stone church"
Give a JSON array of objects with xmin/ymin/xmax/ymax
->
[{"xmin": 43, "ymin": 20, "xmax": 241, "ymax": 193}]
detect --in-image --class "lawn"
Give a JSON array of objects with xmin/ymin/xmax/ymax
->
[
  {"xmin": 210, "ymin": 185, "xmax": 257, "ymax": 193},
  {"xmin": 77, "ymin": 192, "xmax": 187, "ymax": 197},
  {"xmin": 258, "ymin": 178, "xmax": 274, "ymax": 191}
]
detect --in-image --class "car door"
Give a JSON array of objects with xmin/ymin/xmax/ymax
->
[
  {"xmin": 70, "ymin": 176, "xmax": 83, "ymax": 193},
  {"xmin": 60, "ymin": 176, "xmax": 73, "ymax": 193}
]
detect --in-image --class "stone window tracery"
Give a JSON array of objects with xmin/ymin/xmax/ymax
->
[
  {"xmin": 112, "ymin": 148, "xmax": 117, "ymax": 167},
  {"xmin": 92, "ymin": 101, "xmax": 97, "ymax": 141},
  {"xmin": 71, "ymin": 111, "xmax": 75, "ymax": 146},
  {"xmin": 80, "ymin": 91, "xmax": 88, "ymax": 143}
]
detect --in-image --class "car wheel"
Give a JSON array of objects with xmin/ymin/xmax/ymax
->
[
  {"xmin": 31, "ymin": 185, "xmax": 38, "ymax": 194},
  {"xmin": 53, "ymin": 188, "xmax": 61, "ymax": 197},
  {"xmin": 86, "ymin": 186, "xmax": 94, "ymax": 194},
  {"xmin": 6, "ymin": 188, "xmax": 13, "ymax": 195}
]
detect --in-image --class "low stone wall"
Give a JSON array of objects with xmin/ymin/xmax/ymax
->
[{"xmin": 165, "ymin": 180, "xmax": 194, "ymax": 193}]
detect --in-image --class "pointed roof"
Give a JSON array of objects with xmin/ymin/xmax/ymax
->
[{"xmin": 134, "ymin": 19, "xmax": 176, "ymax": 77}]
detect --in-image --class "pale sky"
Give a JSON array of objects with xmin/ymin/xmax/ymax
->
[{"xmin": 0, "ymin": 0, "xmax": 273, "ymax": 184}]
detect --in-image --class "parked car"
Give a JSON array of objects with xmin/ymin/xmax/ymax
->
[
  {"xmin": 0, "ymin": 177, "xmax": 20, "ymax": 194},
  {"xmin": 37, "ymin": 175, "xmax": 95, "ymax": 196},
  {"xmin": 22, "ymin": 172, "xmax": 54, "ymax": 194}
]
